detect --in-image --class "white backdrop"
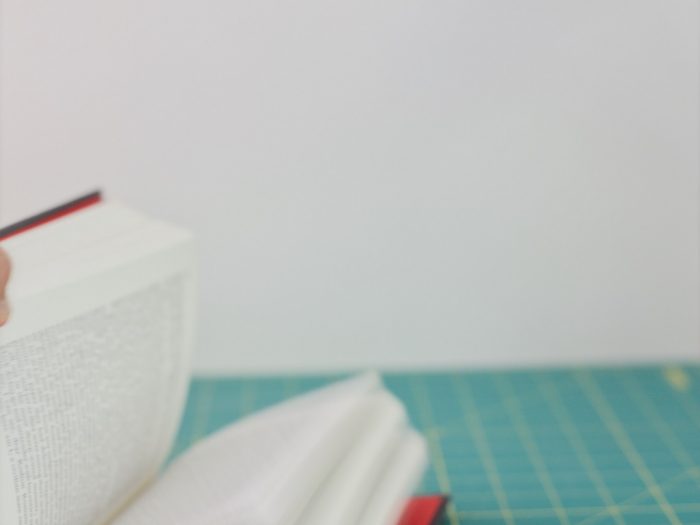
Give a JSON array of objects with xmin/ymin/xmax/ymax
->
[{"xmin": 1, "ymin": 1, "xmax": 698, "ymax": 372}]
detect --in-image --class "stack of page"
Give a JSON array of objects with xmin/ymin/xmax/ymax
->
[{"xmin": 0, "ymin": 194, "xmax": 428, "ymax": 525}]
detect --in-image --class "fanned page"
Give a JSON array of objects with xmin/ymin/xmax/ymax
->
[
  {"xmin": 113, "ymin": 373, "xmax": 384, "ymax": 525},
  {"xmin": 358, "ymin": 431, "xmax": 428, "ymax": 525},
  {"xmin": 297, "ymin": 390, "xmax": 410, "ymax": 525},
  {"xmin": 0, "ymin": 203, "xmax": 197, "ymax": 525},
  {"xmin": 113, "ymin": 374, "xmax": 427, "ymax": 525}
]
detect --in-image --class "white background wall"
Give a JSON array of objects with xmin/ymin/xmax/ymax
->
[{"xmin": 1, "ymin": 1, "xmax": 698, "ymax": 372}]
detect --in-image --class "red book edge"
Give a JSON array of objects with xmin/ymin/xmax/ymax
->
[
  {"xmin": 0, "ymin": 191, "xmax": 102, "ymax": 242},
  {"xmin": 399, "ymin": 495, "xmax": 449, "ymax": 525}
]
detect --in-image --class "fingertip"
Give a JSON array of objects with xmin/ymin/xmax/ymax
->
[
  {"xmin": 0, "ymin": 248, "xmax": 10, "ymax": 285},
  {"xmin": 0, "ymin": 299, "xmax": 9, "ymax": 326}
]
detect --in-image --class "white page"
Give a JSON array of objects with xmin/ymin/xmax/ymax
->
[
  {"xmin": 112, "ymin": 373, "xmax": 382, "ymax": 525},
  {"xmin": 295, "ymin": 390, "xmax": 406, "ymax": 525},
  {"xmin": 0, "ymin": 205, "xmax": 196, "ymax": 525},
  {"xmin": 359, "ymin": 430, "xmax": 428, "ymax": 525},
  {"xmin": 0, "ymin": 424, "xmax": 20, "ymax": 525}
]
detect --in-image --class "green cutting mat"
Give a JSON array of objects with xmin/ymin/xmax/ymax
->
[{"xmin": 172, "ymin": 366, "xmax": 700, "ymax": 525}]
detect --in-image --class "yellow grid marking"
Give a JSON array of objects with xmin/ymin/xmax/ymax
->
[
  {"xmin": 459, "ymin": 385, "xmax": 578, "ymax": 421},
  {"xmin": 575, "ymin": 371, "xmax": 682, "ymax": 525},
  {"xmin": 495, "ymin": 375, "xmax": 571, "ymax": 525},
  {"xmin": 538, "ymin": 375, "xmax": 625, "ymax": 525},
  {"xmin": 621, "ymin": 375, "xmax": 700, "ymax": 490},
  {"xmin": 409, "ymin": 376, "xmax": 459, "ymax": 525},
  {"xmin": 574, "ymin": 466, "xmax": 700, "ymax": 525},
  {"xmin": 663, "ymin": 367, "xmax": 691, "ymax": 392},
  {"xmin": 458, "ymin": 502, "xmax": 700, "ymax": 519},
  {"xmin": 452, "ymin": 374, "xmax": 515, "ymax": 525},
  {"xmin": 423, "ymin": 420, "xmax": 677, "ymax": 440}
]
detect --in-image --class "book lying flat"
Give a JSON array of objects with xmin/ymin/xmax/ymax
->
[{"xmin": 0, "ymin": 194, "xmax": 438, "ymax": 525}]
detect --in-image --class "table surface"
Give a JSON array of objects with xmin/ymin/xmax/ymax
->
[{"xmin": 173, "ymin": 365, "xmax": 700, "ymax": 525}]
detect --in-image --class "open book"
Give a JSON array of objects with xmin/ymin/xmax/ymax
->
[{"xmin": 0, "ymin": 193, "xmax": 433, "ymax": 525}]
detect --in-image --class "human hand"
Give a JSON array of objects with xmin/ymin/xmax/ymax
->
[{"xmin": 0, "ymin": 247, "xmax": 10, "ymax": 325}]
